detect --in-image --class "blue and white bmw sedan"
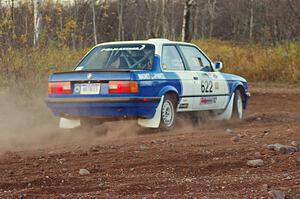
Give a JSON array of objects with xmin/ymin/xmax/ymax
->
[{"xmin": 46, "ymin": 39, "xmax": 250, "ymax": 130}]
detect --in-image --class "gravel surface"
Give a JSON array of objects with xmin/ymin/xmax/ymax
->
[{"xmin": 0, "ymin": 86, "xmax": 300, "ymax": 198}]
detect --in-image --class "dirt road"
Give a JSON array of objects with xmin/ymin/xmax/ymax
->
[{"xmin": 0, "ymin": 85, "xmax": 300, "ymax": 198}]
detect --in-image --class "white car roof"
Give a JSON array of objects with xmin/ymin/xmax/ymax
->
[{"xmin": 95, "ymin": 39, "xmax": 197, "ymax": 55}]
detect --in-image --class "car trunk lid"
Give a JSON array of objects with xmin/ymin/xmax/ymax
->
[
  {"xmin": 48, "ymin": 70, "xmax": 141, "ymax": 96},
  {"xmin": 49, "ymin": 70, "xmax": 133, "ymax": 82}
]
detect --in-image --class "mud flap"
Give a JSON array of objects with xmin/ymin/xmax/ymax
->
[
  {"xmin": 137, "ymin": 96, "xmax": 164, "ymax": 128},
  {"xmin": 214, "ymin": 93, "xmax": 235, "ymax": 120},
  {"xmin": 59, "ymin": 117, "xmax": 81, "ymax": 129}
]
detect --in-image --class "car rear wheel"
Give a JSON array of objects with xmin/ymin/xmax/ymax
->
[
  {"xmin": 232, "ymin": 89, "xmax": 243, "ymax": 120},
  {"xmin": 160, "ymin": 95, "xmax": 177, "ymax": 130}
]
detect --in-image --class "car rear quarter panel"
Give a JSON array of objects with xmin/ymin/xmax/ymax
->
[{"xmin": 133, "ymin": 71, "xmax": 182, "ymax": 98}]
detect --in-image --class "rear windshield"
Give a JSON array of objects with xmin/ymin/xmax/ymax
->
[{"xmin": 75, "ymin": 44, "xmax": 155, "ymax": 71}]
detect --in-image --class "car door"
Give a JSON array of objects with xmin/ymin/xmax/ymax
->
[
  {"xmin": 178, "ymin": 45, "xmax": 229, "ymax": 110},
  {"xmin": 161, "ymin": 45, "xmax": 198, "ymax": 112}
]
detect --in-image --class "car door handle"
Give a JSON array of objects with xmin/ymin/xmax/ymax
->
[
  {"xmin": 193, "ymin": 76, "xmax": 199, "ymax": 80},
  {"xmin": 201, "ymin": 73, "xmax": 209, "ymax": 77}
]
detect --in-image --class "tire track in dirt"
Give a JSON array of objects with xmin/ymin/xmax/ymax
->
[{"xmin": 0, "ymin": 85, "xmax": 300, "ymax": 198}]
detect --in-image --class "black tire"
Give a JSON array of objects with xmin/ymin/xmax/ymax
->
[
  {"xmin": 159, "ymin": 95, "xmax": 177, "ymax": 131},
  {"xmin": 232, "ymin": 89, "xmax": 244, "ymax": 120}
]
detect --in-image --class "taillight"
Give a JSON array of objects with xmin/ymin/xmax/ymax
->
[
  {"xmin": 48, "ymin": 82, "xmax": 72, "ymax": 94},
  {"xmin": 108, "ymin": 81, "xmax": 138, "ymax": 94}
]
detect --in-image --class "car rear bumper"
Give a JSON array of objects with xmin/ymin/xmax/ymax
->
[
  {"xmin": 45, "ymin": 97, "xmax": 161, "ymax": 119},
  {"xmin": 45, "ymin": 97, "xmax": 161, "ymax": 103}
]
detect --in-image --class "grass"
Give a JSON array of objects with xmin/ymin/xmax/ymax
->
[
  {"xmin": 194, "ymin": 39, "xmax": 300, "ymax": 83},
  {"xmin": 0, "ymin": 47, "xmax": 87, "ymax": 102},
  {"xmin": 0, "ymin": 39, "xmax": 299, "ymax": 104}
]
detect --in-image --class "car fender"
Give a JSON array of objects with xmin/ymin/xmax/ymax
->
[
  {"xmin": 157, "ymin": 85, "xmax": 179, "ymax": 98},
  {"xmin": 138, "ymin": 85, "xmax": 179, "ymax": 128},
  {"xmin": 59, "ymin": 117, "xmax": 81, "ymax": 129},
  {"xmin": 222, "ymin": 80, "xmax": 245, "ymax": 111},
  {"xmin": 230, "ymin": 81, "xmax": 245, "ymax": 95},
  {"xmin": 138, "ymin": 96, "xmax": 164, "ymax": 128}
]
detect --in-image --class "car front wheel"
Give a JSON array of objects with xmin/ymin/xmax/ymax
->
[{"xmin": 232, "ymin": 89, "xmax": 243, "ymax": 120}]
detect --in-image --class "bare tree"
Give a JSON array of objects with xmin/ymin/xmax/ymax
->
[
  {"xmin": 249, "ymin": 0, "xmax": 254, "ymax": 40},
  {"xmin": 161, "ymin": 0, "xmax": 167, "ymax": 38},
  {"xmin": 0, "ymin": 0, "xmax": 299, "ymax": 49},
  {"xmin": 170, "ymin": 0, "xmax": 176, "ymax": 40},
  {"xmin": 10, "ymin": 0, "xmax": 15, "ymax": 44},
  {"xmin": 143, "ymin": 0, "xmax": 153, "ymax": 38},
  {"xmin": 10, "ymin": 0, "xmax": 14, "ymax": 21},
  {"xmin": 207, "ymin": 0, "xmax": 216, "ymax": 38},
  {"xmin": 91, "ymin": 0, "xmax": 97, "ymax": 44},
  {"xmin": 192, "ymin": 1, "xmax": 199, "ymax": 40},
  {"xmin": 153, "ymin": 0, "xmax": 160, "ymax": 37},
  {"xmin": 0, "ymin": 0, "xmax": 2, "ymax": 20},
  {"xmin": 118, "ymin": 0, "xmax": 125, "ymax": 40},
  {"xmin": 33, "ymin": 0, "xmax": 42, "ymax": 47},
  {"xmin": 182, "ymin": 0, "xmax": 194, "ymax": 42},
  {"xmin": 287, "ymin": 0, "xmax": 300, "ymax": 20}
]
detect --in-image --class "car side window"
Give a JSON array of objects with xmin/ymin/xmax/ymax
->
[
  {"xmin": 162, "ymin": 45, "xmax": 185, "ymax": 71},
  {"xmin": 178, "ymin": 45, "xmax": 212, "ymax": 72}
]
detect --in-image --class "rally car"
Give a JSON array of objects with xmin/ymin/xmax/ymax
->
[{"xmin": 46, "ymin": 39, "xmax": 250, "ymax": 130}]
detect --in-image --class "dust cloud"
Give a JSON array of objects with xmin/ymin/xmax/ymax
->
[
  {"xmin": 0, "ymin": 89, "xmax": 231, "ymax": 154},
  {"xmin": 0, "ymin": 90, "xmax": 140, "ymax": 154},
  {"xmin": 0, "ymin": 89, "xmax": 60, "ymax": 153}
]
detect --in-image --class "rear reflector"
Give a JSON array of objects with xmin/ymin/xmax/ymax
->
[
  {"xmin": 48, "ymin": 82, "xmax": 72, "ymax": 94},
  {"xmin": 108, "ymin": 81, "xmax": 138, "ymax": 94}
]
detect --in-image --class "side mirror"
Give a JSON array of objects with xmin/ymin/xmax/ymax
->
[{"xmin": 213, "ymin": 61, "xmax": 223, "ymax": 71}]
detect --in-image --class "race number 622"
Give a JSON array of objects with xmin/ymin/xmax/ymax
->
[{"xmin": 201, "ymin": 80, "xmax": 213, "ymax": 93}]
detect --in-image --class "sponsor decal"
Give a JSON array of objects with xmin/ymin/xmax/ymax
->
[
  {"xmin": 101, "ymin": 45, "xmax": 146, "ymax": 52},
  {"xmin": 87, "ymin": 73, "xmax": 93, "ymax": 80},
  {"xmin": 214, "ymin": 81, "xmax": 219, "ymax": 89},
  {"xmin": 181, "ymin": 98, "xmax": 188, "ymax": 102},
  {"xmin": 179, "ymin": 103, "xmax": 189, "ymax": 109},
  {"xmin": 137, "ymin": 73, "xmax": 165, "ymax": 80},
  {"xmin": 151, "ymin": 73, "xmax": 165, "ymax": 79},
  {"xmin": 200, "ymin": 96, "xmax": 217, "ymax": 105},
  {"xmin": 138, "ymin": 73, "xmax": 151, "ymax": 80}
]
